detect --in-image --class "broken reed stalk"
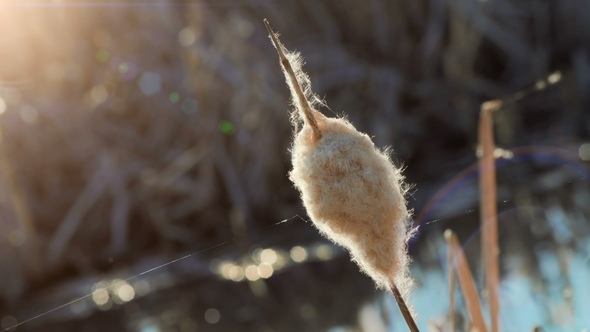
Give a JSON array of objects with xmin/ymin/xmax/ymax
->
[
  {"xmin": 264, "ymin": 19, "xmax": 419, "ymax": 331},
  {"xmin": 448, "ymin": 235, "xmax": 456, "ymax": 332},
  {"xmin": 479, "ymin": 100, "xmax": 501, "ymax": 332},
  {"xmin": 445, "ymin": 230, "xmax": 488, "ymax": 332},
  {"xmin": 391, "ymin": 283, "xmax": 420, "ymax": 332}
]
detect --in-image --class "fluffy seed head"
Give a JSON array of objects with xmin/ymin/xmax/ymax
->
[
  {"xmin": 265, "ymin": 20, "xmax": 414, "ymax": 292},
  {"xmin": 290, "ymin": 116, "xmax": 413, "ymax": 290}
]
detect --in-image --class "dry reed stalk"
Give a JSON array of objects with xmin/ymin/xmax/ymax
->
[
  {"xmin": 264, "ymin": 19, "xmax": 418, "ymax": 331},
  {"xmin": 263, "ymin": 19, "xmax": 322, "ymax": 142},
  {"xmin": 0, "ymin": 133, "xmax": 42, "ymax": 276},
  {"xmin": 448, "ymin": 235, "xmax": 456, "ymax": 332},
  {"xmin": 445, "ymin": 230, "xmax": 488, "ymax": 332},
  {"xmin": 479, "ymin": 100, "xmax": 501, "ymax": 332},
  {"xmin": 391, "ymin": 283, "xmax": 420, "ymax": 332}
]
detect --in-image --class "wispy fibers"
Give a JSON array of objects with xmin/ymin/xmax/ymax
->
[{"xmin": 264, "ymin": 19, "xmax": 419, "ymax": 331}]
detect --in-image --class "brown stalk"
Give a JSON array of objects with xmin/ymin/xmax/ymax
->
[
  {"xmin": 0, "ymin": 134, "xmax": 42, "ymax": 276},
  {"xmin": 390, "ymin": 282, "xmax": 420, "ymax": 332},
  {"xmin": 445, "ymin": 230, "xmax": 488, "ymax": 332},
  {"xmin": 448, "ymin": 233, "xmax": 456, "ymax": 332},
  {"xmin": 479, "ymin": 100, "xmax": 501, "ymax": 332},
  {"xmin": 263, "ymin": 19, "xmax": 322, "ymax": 142}
]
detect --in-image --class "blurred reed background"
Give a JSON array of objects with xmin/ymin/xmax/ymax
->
[{"xmin": 0, "ymin": 0, "xmax": 589, "ymax": 331}]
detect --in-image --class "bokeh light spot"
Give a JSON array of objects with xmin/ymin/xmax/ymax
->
[
  {"xmin": 139, "ymin": 72, "xmax": 162, "ymax": 96},
  {"xmin": 119, "ymin": 63, "xmax": 129, "ymax": 73},
  {"xmin": 316, "ymin": 244, "xmax": 333, "ymax": 261},
  {"xmin": 245, "ymin": 265, "xmax": 260, "ymax": 281},
  {"xmin": 92, "ymin": 288, "xmax": 109, "ymax": 306},
  {"xmin": 260, "ymin": 249, "xmax": 277, "ymax": 264},
  {"xmin": 272, "ymin": 252, "xmax": 287, "ymax": 269},
  {"xmin": 20, "ymin": 105, "xmax": 39, "ymax": 124},
  {"xmin": 133, "ymin": 280, "xmax": 150, "ymax": 296},
  {"xmin": 90, "ymin": 85, "xmax": 108, "ymax": 104},
  {"xmin": 111, "ymin": 58, "xmax": 138, "ymax": 80},
  {"xmin": 1, "ymin": 316, "xmax": 17, "ymax": 330},
  {"xmin": 95, "ymin": 49, "xmax": 110, "ymax": 63},
  {"xmin": 169, "ymin": 92, "xmax": 180, "ymax": 103},
  {"xmin": 204, "ymin": 308, "xmax": 220, "ymax": 324},
  {"xmin": 178, "ymin": 27, "xmax": 197, "ymax": 47},
  {"xmin": 579, "ymin": 143, "xmax": 590, "ymax": 161},
  {"xmin": 220, "ymin": 262, "xmax": 233, "ymax": 279},
  {"xmin": 258, "ymin": 263, "xmax": 274, "ymax": 279},
  {"xmin": 228, "ymin": 265, "xmax": 245, "ymax": 282},
  {"xmin": 116, "ymin": 284, "xmax": 135, "ymax": 302},
  {"xmin": 181, "ymin": 98, "xmax": 198, "ymax": 115},
  {"xmin": 290, "ymin": 246, "xmax": 308, "ymax": 263},
  {"xmin": 219, "ymin": 121, "xmax": 235, "ymax": 135},
  {"xmin": 548, "ymin": 71, "xmax": 562, "ymax": 84}
]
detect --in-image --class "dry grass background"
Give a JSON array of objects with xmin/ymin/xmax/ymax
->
[{"xmin": 0, "ymin": 0, "xmax": 589, "ymax": 331}]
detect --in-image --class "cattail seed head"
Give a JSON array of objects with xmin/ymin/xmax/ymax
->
[
  {"xmin": 265, "ymin": 20, "xmax": 414, "ymax": 293},
  {"xmin": 290, "ymin": 115, "xmax": 413, "ymax": 290}
]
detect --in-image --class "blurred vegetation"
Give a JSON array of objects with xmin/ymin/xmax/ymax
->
[{"xmin": 0, "ymin": 0, "xmax": 589, "ymax": 331}]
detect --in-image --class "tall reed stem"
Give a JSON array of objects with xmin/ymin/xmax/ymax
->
[
  {"xmin": 390, "ymin": 282, "xmax": 420, "ymax": 332},
  {"xmin": 479, "ymin": 100, "xmax": 501, "ymax": 332},
  {"xmin": 448, "ymin": 236, "xmax": 456, "ymax": 332}
]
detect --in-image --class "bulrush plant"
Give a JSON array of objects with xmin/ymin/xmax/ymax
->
[{"xmin": 264, "ymin": 20, "xmax": 419, "ymax": 331}]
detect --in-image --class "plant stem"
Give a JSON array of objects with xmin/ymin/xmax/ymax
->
[
  {"xmin": 390, "ymin": 282, "xmax": 420, "ymax": 332},
  {"xmin": 445, "ymin": 230, "xmax": 488, "ymax": 332},
  {"xmin": 479, "ymin": 100, "xmax": 501, "ymax": 332},
  {"xmin": 447, "ymin": 230, "xmax": 456, "ymax": 332},
  {"xmin": 263, "ymin": 18, "xmax": 322, "ymax": 142}
]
